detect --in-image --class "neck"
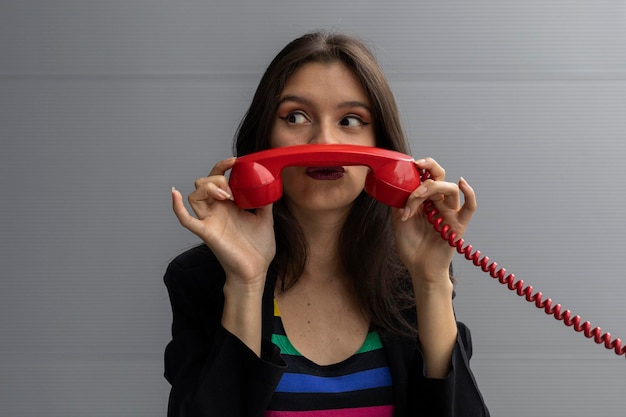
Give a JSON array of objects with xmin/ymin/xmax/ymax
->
[{"xmin": 289, "ymin": 205, "xmax": 349, "ymax": 283}]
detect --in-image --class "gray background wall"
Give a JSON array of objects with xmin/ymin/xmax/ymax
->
[{"xmin": 1, "ymin": 1, "xmax": 625, "ymax": 415}]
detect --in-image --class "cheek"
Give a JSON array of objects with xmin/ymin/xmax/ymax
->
[
  {"xmin": 268, "ymin": 123, "xmax": 280, "ymax": 148},
  {"xmin": 280, "ymin": 167, "xmax": 302, "ymax": 188},
  {"xmin": 363, "ymin": 130, "xmax": 376, "ymax": 147},
  {"xmin": 351, "ymin": 166, "xmax": 371, "ymax": 181},
  {"xmin": 269, "ymin": 121, "xmax": 297, "ymax": 148}
]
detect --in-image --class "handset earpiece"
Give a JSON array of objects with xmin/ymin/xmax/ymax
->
[
  {"xmin": 229, "ymin": 144, "xmax": 421, "ymax": 209},
  {"xmin": 228, "ymin": 160, "xmax": 283, "ymax": 209},
  {"xmin": 364, "ymin": 158, "xmax": 421, "ymax": 207}
]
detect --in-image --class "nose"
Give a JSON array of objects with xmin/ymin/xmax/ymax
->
[{"xmin": 310, "ymin": 121, "xmax": 339, "ymax": 145}]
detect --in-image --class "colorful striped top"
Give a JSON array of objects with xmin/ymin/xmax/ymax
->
[{"xmin": 265, "ymin": 299, "xmax": 394, "ymax": 417}]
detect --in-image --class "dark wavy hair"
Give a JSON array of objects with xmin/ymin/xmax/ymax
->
[{"xmin": 234, "ymin": 31, "xmax": 417, "ymax": 337}]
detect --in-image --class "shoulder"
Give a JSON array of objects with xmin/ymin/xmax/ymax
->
[
  {"xmin": 164, "ymin": 244, "xmax": 227, "ymax": 300},
  {"xmin": 168, "ymin": 244, "xmax": 220, "ymax": 270},
  {"xmin": 166, "ymin": 244, "xmax": 223, "ymax": 276}
]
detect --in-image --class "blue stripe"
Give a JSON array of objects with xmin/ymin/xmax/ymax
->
[{"xmin": 275, "ymin": 367, "xmax": 392, "ymax": 393}]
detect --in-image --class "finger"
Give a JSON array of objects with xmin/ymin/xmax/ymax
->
[
  {"xmin": 194, "ymin": 175, "xmax": 228, "ymax": 188},
  {"xmin": 429, "ymin": 181, "xmax": 460, "ymax": 209},
  {"xmin": 413, "ymin": 180, "xmax": 460, "ymax": 207},
  {"xmin": 209, "ymin": 157, "xmax": 237, "ymax": 176},
  {"xmin": 401, "ymin": 180, "xmax": 460, "ymax": 221},
  {"xmin": 457, "ymin": 177, "xmax": 477, "ymax": 225},
  {"xmin": 193, "ymin": 177, "xmax": 233, "ymax": 200},
  {"xmin": 415, "ymin": 158, "xmax": 446, "ymax": 181},
  {"xmin": 197, "ymin": 158, "xmax": 236, "ymax": 196},
  {"xmin": 193, "ymin": 181, "xmax": 234, "ymax": 202},
  {"xmin": 172, "ymin": 187, "xmax": 204, "ymax": 232},
  {"xmin": 185, "ymin": 183, "xmax": 234, "ymax": 220}
]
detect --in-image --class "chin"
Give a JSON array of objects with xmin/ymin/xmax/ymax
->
[{"xmin": 286, "ymin": 188, "xmax": 363, "ymax": 213}]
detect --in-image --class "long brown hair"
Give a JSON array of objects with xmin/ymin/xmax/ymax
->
[{"xmin": 235, "ymin": 31, "xmax": 417, "ymax": 337}]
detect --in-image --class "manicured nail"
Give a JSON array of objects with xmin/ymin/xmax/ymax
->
[
  {"xmin": 401, "ymin": 206, "xmax": 411, "ymax": 221},
  {"xmin": 415, "ymin": 186, "xmax": 428, "ymax": 197},
  {"xmin": 217, "ymin": 188, "xmax": 232, "ymax": 200}
]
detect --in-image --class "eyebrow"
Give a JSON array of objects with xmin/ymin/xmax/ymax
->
[{"xmin": 277, "ymin": 95, "xmax": 371, "ymax": 112}]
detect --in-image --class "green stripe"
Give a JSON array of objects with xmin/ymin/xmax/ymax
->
[
  {"xmin": 272, "ymin": 334, "xmax": 302, "ymax": 356},
  {"xmin": 272, "ymin": 332, "xmax": 382, "ymax": 357},
  {"xmin": 355, "ymin": 332, "xmax": 383, "ymax": 354}
]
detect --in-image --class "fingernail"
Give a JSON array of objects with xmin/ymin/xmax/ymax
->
[
  {"xmin": 415, "ymin": 159, "xmax": 426, "ymax": 165},
  {"xmin": 401, "ymin": 206, "xmax": 411, "ymax": 222},
  {"xmin": 415, "ymin": 186, "xmax": 428, "ymax": 197},
  {"xmin": 217, "ymin": 188, "xmax": 232, "ymax": 199}
]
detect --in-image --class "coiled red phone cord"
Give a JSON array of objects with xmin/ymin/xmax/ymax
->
[{"xmin": 422, "ymin": 198, "xmax": 626, "ymax": 359}]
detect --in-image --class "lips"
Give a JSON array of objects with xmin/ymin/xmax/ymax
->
[{"xmin": 305, "ymin": 166, "xmax": 345, "ymax": 180}]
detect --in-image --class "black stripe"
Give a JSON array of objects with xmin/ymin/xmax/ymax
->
[
  {"xmin": 281, "ymin": 349, "xmax": 391, "ymax": 377},
  {"xmin": 267, "ymin": 386, "xmax": 394, "ymax": 411}
]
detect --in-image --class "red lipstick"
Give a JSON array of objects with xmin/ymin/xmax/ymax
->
[{"xmin": 305, "ymin": 166, "xmax": 345, "ymax": 180}]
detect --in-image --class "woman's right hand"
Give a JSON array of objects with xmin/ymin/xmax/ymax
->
[{"xmin": 171, "ymin": 157, "xmax": 276, "ymax": 288}]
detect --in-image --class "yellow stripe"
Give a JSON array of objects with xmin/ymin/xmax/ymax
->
[{"xmin": 273, "ymin": 298, "xmax": 281, "ymax": 317}]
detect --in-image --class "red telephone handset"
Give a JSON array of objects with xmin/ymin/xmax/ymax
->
[{"xmin": 229, "ymin": 144, "xmax": 421, "ymax": 209}]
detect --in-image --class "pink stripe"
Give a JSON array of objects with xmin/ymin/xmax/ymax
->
[{"xmin": 265, "ymin": 405, "xmax": 393, "ymax": 417}]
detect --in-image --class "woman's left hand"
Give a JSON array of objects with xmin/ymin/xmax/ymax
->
[{"xmin": 392, "ymin": 157, "xmax": 477, "ymax": 285}]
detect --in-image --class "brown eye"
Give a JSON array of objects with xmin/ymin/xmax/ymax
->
[
  {"xmin": 339, "ymin": 115, "xmax": 368, "ymax": 127},
  {"xmin": 282, "ymin": 111, "xmax": 309, "ymax": 124}
]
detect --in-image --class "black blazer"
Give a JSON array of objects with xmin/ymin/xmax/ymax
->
[{"xmin": 164, "ymin": 245, "xmax": 490, "ymax": 417}]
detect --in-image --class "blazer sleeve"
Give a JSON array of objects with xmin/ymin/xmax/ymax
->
[
  {"xmin": 412, "ymin": 322, "xmax": 490, "ymax": 417},
  {"xmin": 163, "ymin": 246, "xmax": 286, "ymax": 417}
]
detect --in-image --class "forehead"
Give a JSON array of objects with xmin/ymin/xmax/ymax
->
[{"xmin": 280, "ymin": 61, "xmax": 370, "ymax": 104}]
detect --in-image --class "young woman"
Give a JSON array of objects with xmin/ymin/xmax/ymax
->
[{"xmin": 165, "ymin": 31, "xmax": 490, "ymax": 416}]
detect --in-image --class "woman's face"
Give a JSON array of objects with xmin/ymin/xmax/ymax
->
[{"xmin": 270, "ymin": 61, "xmax": 376, "ymax": 214}]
